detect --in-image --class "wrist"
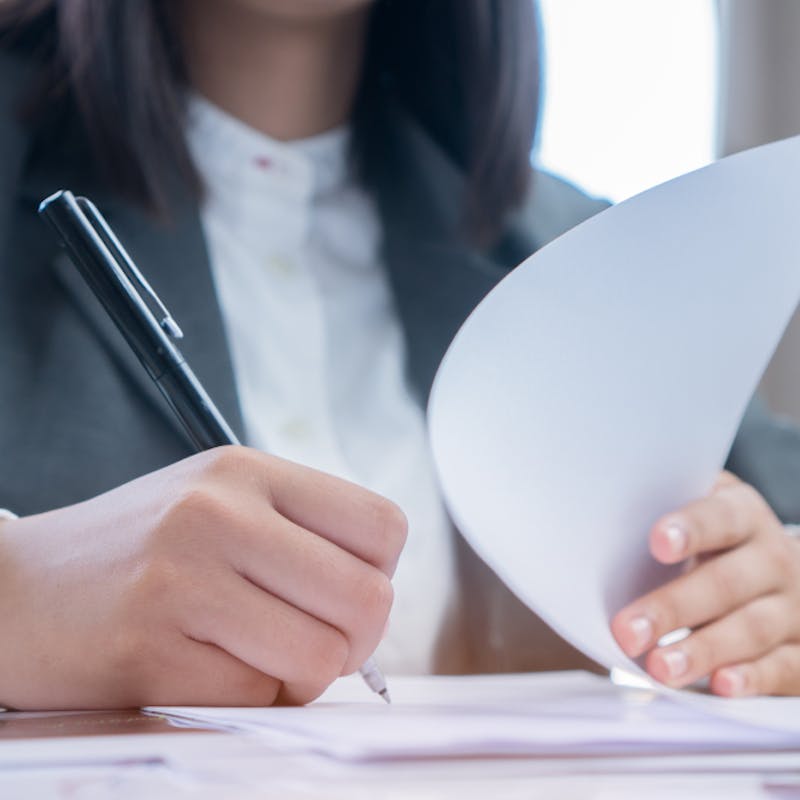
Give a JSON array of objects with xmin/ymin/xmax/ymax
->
[{"xmin": 0, "ymin": 510, "xmax": 15, "ymax": 710}]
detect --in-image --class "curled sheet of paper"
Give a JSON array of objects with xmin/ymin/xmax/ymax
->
[{"xmin": 428, "ymin": 136, "xmax": 800, "ymax": 730}]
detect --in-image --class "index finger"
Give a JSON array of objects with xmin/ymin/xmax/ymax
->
[{"xmin": 263, "ymin": 454, "xmax": 408, "ymax": 576}]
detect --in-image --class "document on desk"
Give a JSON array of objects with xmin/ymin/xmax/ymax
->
[
  {"xmin": 427, "ymin": 135, "xmax": 800, "ymax": 732},
  {"xmin": 149, "ymin": 672, "xmax": 800, "ymax": 762}
]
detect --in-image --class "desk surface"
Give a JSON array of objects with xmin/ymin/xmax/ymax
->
[
  {"xmin": 0, "ymin": 710, "xmax": 208, "ymax": 741},
  {"xmin": 0, "ymin": 709, "xmax": 797, "ymax": 799}
]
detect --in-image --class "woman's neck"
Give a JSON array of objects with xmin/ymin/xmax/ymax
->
[{"xmin": 179, "ymin": 2, "xmax": 370, "ymax": 141}]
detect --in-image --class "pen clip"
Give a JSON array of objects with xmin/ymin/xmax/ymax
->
[{"xmin": 76, "ymin": 196, "xmax": 184, "ymax": 340}]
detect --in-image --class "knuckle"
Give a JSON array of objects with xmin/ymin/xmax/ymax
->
[
  {"xmin": 760, "ymin": 650, "xmax": 790, "ymax": 695},
  {"xmin": 150, "ymin": 485, "xmax": 243, "ymax": 571},
  {"xmin": 202, "ymin": 446, "xmax": 276, "ymax": 507},
  {"xmin": 203, "ymin": 444, "xmax": 244, "ymax": 472},
  {"xmin": 738, "ymin": 483, "xmax": 773, "ymax": 526},
  {"xmin": 733, "ymin": 481, "xmax": 760, "ymax": 508},
  {"xmin": 647, "ymin": 592, "xmax": 681, "ymax": 636},
  {"xmin": 356, "ymin": 571, "xmax": 394, "ymax": 622},
  {"xmin": 746, "ymin": 660, "xmax": 767, "ymax": 694},
  {"xmin": 305, "ymin": 627, "xmax": 349, "ymax": 687},
  {"xmin": 338, "ymin": 572, "xmax": 393, "ymax": 675},
  {"xmin": 714, "ymin": 471, "xmax": 740, "ymax": 490},
  {"xmin": 708, "ymin": 561, "xmax": 741, "ymax": 609},
  {"xmin": 202, "ymin": 445, "xmax": 260, "ymax": 480},
  {"xmin": 687, "ymin": 634, "xmax": 714, "ymax": 675},
  {"xmin": 740, "ymin": 603, "xmax": 777, "ymax": 651},
  {"xmin": 234, "ymin": 672, "xmax": 282, "ymax": 707},
  {"xmin": 165, "ymin": 486, "xmax": 225, "ymax": 527},
  {"xmin": 706, "ymin": 484, "xmax": 748, "ymax": 545},
  {"xmin": 124, "ymin": 554, "xmax": 184, "ymax": 622},
  {"xmin": 709, "ymin": 491, "xmax": 738, "ymax": 532},
  {"xmin": 761, "ymin": 537, "xmax": 792, "ymax": 585},
  {"xmin": 280, "ymin": 682, "xmax": 325, "ymax": 706},
  {"xmin": 371, "ymin": 498, "xmax": 408, "ymax": 556}
]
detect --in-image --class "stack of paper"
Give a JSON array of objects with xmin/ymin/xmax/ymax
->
[{"xmin": 149, "ymin": 672, "xmax": 800, "ymax": 762}]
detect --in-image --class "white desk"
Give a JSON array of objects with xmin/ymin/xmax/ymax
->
[
  {"xmin": 2, "ymin": 673, "xmax": 799, "ymax": 799},
  {"xmin": 1, "ymin": 738, "xmax": 798, "ymax": 799}
]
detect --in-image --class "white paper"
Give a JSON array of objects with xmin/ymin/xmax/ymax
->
[
  {"xmin": 427, "ymin": 136, "xmax": 800, "ymax": 729},
  {"xmin": 150, "ymin": 672, "xmax": 800, "ymax": 762}
]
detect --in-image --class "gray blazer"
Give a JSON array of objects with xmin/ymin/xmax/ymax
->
[{"xmin": 1, "ymin": 50, "xmax": 799, "ymax": 674}]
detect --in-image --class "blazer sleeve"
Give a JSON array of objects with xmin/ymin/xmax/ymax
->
[{"xmin": 726, "ymin": 396, "xmax": 800, "ymax": 523}]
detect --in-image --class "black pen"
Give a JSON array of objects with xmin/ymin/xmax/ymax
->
[{"xmin": 39, "ymin": 189, "xmax": 391, "ymax": 704}]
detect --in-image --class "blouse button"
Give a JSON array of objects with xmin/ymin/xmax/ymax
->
[
  {"xmin": 266, "ymin": 254, "xmax": 294, "ymax": 276},
  {"xmin": 280, "ymin": 417, "xmax": 312, "ymax": 441}
]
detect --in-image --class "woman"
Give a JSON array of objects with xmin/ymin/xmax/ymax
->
[{"xmin": 0, "ymin": 0, "xmax": 799, "ymax": 709}]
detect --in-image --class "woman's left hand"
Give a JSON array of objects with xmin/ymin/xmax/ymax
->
[{"xmin": 611, "ymin": 471, "xmax": 800, "ymax": 697}]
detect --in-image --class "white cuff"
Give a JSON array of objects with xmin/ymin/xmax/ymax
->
[{"xmin": 785, "ymin": 524, "xmax": 800, "ymax": 539}]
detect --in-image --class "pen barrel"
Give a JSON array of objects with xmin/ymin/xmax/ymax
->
[
  {"xmin": 40, "ymin": 191, "xmax": 175, "ymax": 379},
  {"xmin": 40, "ymin": 190, "xmax": 239, "ymax": 454},
  {"xmin": 157, "ymin": 362, "xmax": 240, "ymax": 450}
]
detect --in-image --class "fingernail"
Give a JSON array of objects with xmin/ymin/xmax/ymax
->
[
  {"xmin": 663, "ymin": 521, "xmax": 688, "ymax": 558},
  {"xmin": 717, "ymin": 667, "xmax": 746, "ymax": 697},
  {"xmin": 629, "ymin": 616, "xmax": 653, "ymax": 651},
  {"xmin": 661, "ymin": 649, "xmax": 689, "ymax": 679}
]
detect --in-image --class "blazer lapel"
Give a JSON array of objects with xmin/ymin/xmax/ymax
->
[
  {"xmin": 374, "ymin": 108, "xmax": 531, "ymax": 404},
  {"xmin": 0, "ymin": 52, "xmax": 31, "ymax": 260},
  {"xmin": 21, "ymin": 140, "xmax": 245, "ymax": 448}
]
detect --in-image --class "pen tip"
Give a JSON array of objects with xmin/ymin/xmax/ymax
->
[{"xmin": 379, "ymin": 689, "xmax": 391, "ymax": 704}]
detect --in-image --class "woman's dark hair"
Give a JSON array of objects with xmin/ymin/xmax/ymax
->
[{"xmin": 0, "ymin": 0, "xmax": 540, "ymax": 245}]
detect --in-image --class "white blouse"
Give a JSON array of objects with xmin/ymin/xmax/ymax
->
[{"xmin": 186, "ymin": 96, "xmax": 456, "ymax": 674}]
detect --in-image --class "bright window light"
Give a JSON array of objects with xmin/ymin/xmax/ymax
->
[{"xmin": 536, "ymin": 0, "xmax": 718, "ymax": 202}]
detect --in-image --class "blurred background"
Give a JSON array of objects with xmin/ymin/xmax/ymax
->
[{"xmin": 535, "ymin": 0, "xmax": 800, "ymax": 422}]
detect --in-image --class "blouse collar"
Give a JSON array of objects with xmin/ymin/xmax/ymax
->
[{"xmin": 186, "ymin": 93, "xmax": 352, "ymax": 214}]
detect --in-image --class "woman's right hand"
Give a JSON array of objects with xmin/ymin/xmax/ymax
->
[{"xmin": 0, "ymin": 446, "xmax": 406, "ymax": 710}]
